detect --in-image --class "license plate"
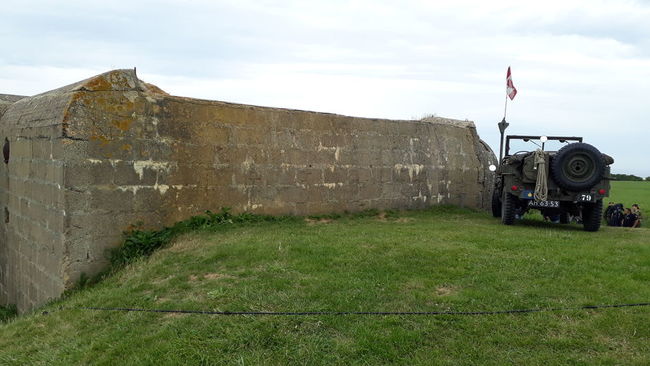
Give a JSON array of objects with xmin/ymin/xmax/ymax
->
[
  {"xmin": 577, "ymin": 194, "xmax": 593, "ymax": 202},
  {"xmin": 529, "ymin": 200, "xmax": 559, "ymax": 208}
]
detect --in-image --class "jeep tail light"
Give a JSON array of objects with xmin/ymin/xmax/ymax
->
[
  {"xmin": 598, "ymin": 189, "xmax": 606, "ymax": 195},
  {"xmin": 511, "ymin": 185, "xmax": 518, "ymax": 191}
]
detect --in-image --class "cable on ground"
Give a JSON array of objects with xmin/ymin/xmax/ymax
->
[{"xmin": 59, "ymin": 302, "xmax": 650, "ymax": 317}]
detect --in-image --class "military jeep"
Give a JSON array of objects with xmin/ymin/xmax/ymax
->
[{"xmin": 491, "ymin": 135, "xmax": 614, "ymax": 232}]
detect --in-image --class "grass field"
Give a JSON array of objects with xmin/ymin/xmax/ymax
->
[
  {"xmin": 1, "ymin": 205, "xmax": 649, "ymax": 365},
  {"xmin": 609, "ymin": 181, "xmax": 650, "ymax": 213}
]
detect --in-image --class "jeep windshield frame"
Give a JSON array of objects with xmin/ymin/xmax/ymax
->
[{"xmin": 504, "ymin": 135, "xmax": 583, "ymax": 158}]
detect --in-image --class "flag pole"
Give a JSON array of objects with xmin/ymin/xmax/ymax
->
[
  {"xmin": 498, "ymin": 70, "xmax": 511, "ymax": 163},
  {"xmin": 498, "ymin": 116, "xmax": 508, "ymax": 163}
]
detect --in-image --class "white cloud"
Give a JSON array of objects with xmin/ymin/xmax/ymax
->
[{"xmin": 1, "ymin": 0, "xmax": 649, "ymax": 176}]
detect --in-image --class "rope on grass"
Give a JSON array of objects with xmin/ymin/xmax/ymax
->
[{"xmin": 56, "ymin": 302, "xmax": 650, "ymax": 317}]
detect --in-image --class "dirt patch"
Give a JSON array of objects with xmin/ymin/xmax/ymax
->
[
  {"xmin": 376, "ymin": 212, "xmax": 411, "ymax": 223},
  {"xmin": 167, "ymin": 237, "xmax": 203, "ymax": 253},
  {"xmin": 203, "ymin": 273, "xmax": 235, "ymax": 280},
  {"xmin": 435, "ymin": 286, "xmax": 456, "ymax": 296},
  {"xmin": 305, "ymin": 218, "xmax": 333, "ymax": 225},
  {"xmin": 395, "ymin": 218, "xmax": 414, "ymax": 223},
  {"xmin": 189, "ymin": 273, "xmax": 235, "ymax": 281},
  {"xmin": 151, "ymin": 275, "xmax": 174, "ymax": 285},
  {"xmin": 403, "ymin": 282, "xmax": 425, "ymax": 290}
]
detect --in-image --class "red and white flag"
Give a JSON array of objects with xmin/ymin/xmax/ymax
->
[{"xmin": 506, "ymin": 66, "xmax": 517, "ymax": 100}]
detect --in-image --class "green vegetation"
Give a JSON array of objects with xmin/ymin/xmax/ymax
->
[
  {"xmin": 611, "ymin": 173, "xmax": 645, "ymax": 181},
  {"xmin": 110, "ymin": 208, "xmax": 299, "ymax": 270},
  {"xmin": 609, "ymin": 180, "xmax": 650, "ymax": 211},
  {"xmin": 0, "ymin": 305, "xmax": 16, "ymax": 323},
  {"xmin": 1, "ymin": 206, "xmax": 648, "ymax": 365}
]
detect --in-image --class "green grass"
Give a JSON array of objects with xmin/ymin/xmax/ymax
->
[
  {"xmin": 1, "ymin": 207, "xmax": 648, "ymax": 365},
  {"xmin": 609, "ymin": 181, "xmax": 650, "ymax": 211}
]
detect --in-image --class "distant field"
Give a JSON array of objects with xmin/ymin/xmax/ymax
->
[
  {"xmin": 609, "ymin": 181, "xmax": 650, "ymax": 211},
  {"xmin": 1, "ymin": 207, "xmax": 648, "ymax": 365}
]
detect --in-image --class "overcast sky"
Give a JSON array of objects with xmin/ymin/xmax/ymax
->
[{"xmin": 1, "ymin": 0, "xmax": 649, "ymax": 176}]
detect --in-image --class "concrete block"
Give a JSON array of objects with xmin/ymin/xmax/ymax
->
[
  {"xmin": 282, "ymin": 149, "xmax": 308, "ymax": 166},
  {"xmin": 89, "ymin": 187, "xmax": 135, "ymax": 213},
  {"xmin": 131, "ymin": 161, "xmax": 161, "ymax": 186},
  {"xmin": 276, "ymin": 186, "xmax": 309, "ymax": 204},
  {"xmin": 296, "ymin": 168, "xmax": 323, "ymax": 186},
  {"xmin": 232, "ymin": 127, "xmax": 269, "ymax": 146},
  {"xmin": 132, "ymin": 187, "xmax": 166, "ymax": 213},
  {"xmin": 334, "ymin": 149, "xmax": 355, "ymax": 166},
  {"xmin": 171, "ymin": 142, "xmax": 215, "ymax": 164},
  {"xmin": 194, "ymin": 124, "xmax": 231, "ymax": 146},
  {"xmin": 45, "ymin": 163, "xmax": 64, "ymax": 184},
  {"xmin": 64, "ymin": 160, "xmax": 114, "ymax": 188},
  {"xmin": 28, "ymin": 160, "xmax": 46, "ymax": 181},
  {"xmin": 12, "ymin": 159, "xmax": 31, "ymax": 179},
  {"xmin": 164, "ymin": 163, "xmax": 199, "ymax": 186},
  {"xmin": 331, "ymin": 117, "xmax": 354, "ymax": 134},
  {"xmin": 12, "ymin": 139, "xmax": 32, "ymax": 159},
  {"xmin": 272, "ymin": 129, "xmax": 296, "ymax": 148},
  {"xmin": 31, "ymin": 140, "xmax": 53, "ymax": 160},
  {"xmin": 306, "ymin": 150, "xmax": 335, "ymax": 166},
  {"xmin": 276, "ymin": 168, "xmax": 298, "ymax": 186},
  {"xmin": 295, "ymin": 132, "xmax": 320, "ymax": 151},
  {"xmin": 323, "ymin": 167, "xmax": 347, "ymax": 184},
  {"xmin": 133, "ymin": 139, "xmax": 173, "ymax": 161},
  {"xmin": 320, "ymin": 133, "xmax": 348, "ymax": 148}
]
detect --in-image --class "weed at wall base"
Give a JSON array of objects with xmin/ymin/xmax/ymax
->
[
  {"xmin": 109, "ymin": 207, "xmax": 299, "ymax": 270},
  {"xmin": 0, "ymin": 304, "xmax": 17, "ymax": 323}
]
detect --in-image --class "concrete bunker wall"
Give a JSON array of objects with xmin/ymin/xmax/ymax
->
[
  {"xmin": 0, "ymin": 92, "xmax": 67, "ymax": 310},
  {"xmin": 1, "ymin": 69, "xmax": 496, "ymax": 312}
]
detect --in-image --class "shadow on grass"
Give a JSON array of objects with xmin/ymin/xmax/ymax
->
[{"xmin": 513, "ymin": 218, "xmax": 587, "ymax": 231}]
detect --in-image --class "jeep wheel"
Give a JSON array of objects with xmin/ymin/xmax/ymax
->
[
  {"xmin": 501, "ymin": 192, "xmax": 517, "ymax": 225},
  {"xmin": 491, "ymin": 188, "xmax": 502, "ymax": 218},
  {"xmin": 551, "ymin": 143, "xmax": 606, "ymax": 191},
  {"xmin": 582, "ymin": 200, "xmax": 603, "ymax": 232}
]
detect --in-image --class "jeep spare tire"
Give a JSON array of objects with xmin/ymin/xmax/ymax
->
[{"xmin": 550, "ymin": 142, "xmax": 605, "ymax": 191}]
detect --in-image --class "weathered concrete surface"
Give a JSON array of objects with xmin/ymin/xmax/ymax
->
[
  {"xmin": 0, "ymin": 95, "xmax": 26, "ymax": 118},
  {"xmin": 0, "ymin": 69, "xmax": 496, "ymax": 312},
  {"xmin": 0, "ymin": 89, "xmax": 68, "ymax": 311},
  {"xmin": 0, "ymin": 94, "xmax": 25, "ymax": 103}
]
